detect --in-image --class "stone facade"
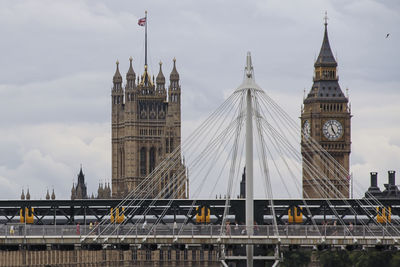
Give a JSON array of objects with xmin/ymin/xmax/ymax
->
[
  {"xmin": 111, "ymin": 58, "xmax": 187, "ymax": 199},
  {"xmin": 0, "ymin": 248, "xmax": 220, "ymax": 267},
  {"xmin": 301, "ymin": 20, "xmax": 351, "ymax": 198}
]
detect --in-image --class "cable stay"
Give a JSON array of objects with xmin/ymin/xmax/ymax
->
[{"xmin": 80, "ymin": 53, "xmax": 400, "ymax": 267}]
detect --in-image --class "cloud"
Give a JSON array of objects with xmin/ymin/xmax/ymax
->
[
  {"xmin": 0, "ymin": 0, "xmax": 399, "ymax": 200},
  {"xmin": 0, "ymin": 123, "xmax": 110, "ymax": 199}
]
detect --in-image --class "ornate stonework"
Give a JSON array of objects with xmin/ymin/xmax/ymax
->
[
  {"xmin": 301, "ymin": 20, "xmax": 351, "ymax": 199},
  {"xmin": 111, "ymin": 58, "xmax": 187, "ymax": 199}
]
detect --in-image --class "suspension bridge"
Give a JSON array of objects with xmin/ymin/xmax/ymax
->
[{"xmin": 1, "ymin": 53, "xmax": 399, "ymax": 267}]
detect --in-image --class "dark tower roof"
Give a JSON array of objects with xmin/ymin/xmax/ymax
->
[
  {"xmin": 156, "ymin": 61, "xmax": 165, "ymax": 84},
  {"xmin": 78, "ymin": 167, "xmax": 85, "ymax": 184},
  {"xmin": 73, "ymin": 166, "xmax": 88, "ymax": 199},
  {"xmin": 126, "ymin": 57, "xmax": 136, "ymax": 80},
  {"xmin": 304, "ymin": 16, "xmax": 347, "ymax": 105},
  {"xmin": 314, "ymin": 19, "xmax": 337, "ymax": 68},
  {"xmin": 113, "ymin": 60, "xmax": 122, "ymax": 84},
  {"xmin": 170, "ymin": 58, "xmax": 179, "ymax": 81}
]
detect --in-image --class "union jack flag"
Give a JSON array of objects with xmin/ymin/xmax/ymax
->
[{"xmin": 138, "ymin": 17, "xmax": 146, "ymax": 26}]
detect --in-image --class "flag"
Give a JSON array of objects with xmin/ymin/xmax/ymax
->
[{"xmin": 138, "ymin": 17, "xmax": 146, "ymax": 26}]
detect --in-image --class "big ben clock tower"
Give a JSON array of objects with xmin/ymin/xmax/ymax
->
[{"xmin": 301, "ymin": 15, "xmax": 351, "ymax": 199}]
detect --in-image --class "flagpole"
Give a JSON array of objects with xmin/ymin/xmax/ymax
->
[{"xmin": 145, "ymin": 10, "xmax": 147, "ymax": 67}]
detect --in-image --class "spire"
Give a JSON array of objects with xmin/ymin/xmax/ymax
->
[
  {"xmin": 304, "ymin": 15, "xmax": 347, "ymax": 104},
  {"xmin": 51, "ymin": 189, "xmax": 56, "ymax": 200},
  {"xmin": 46, "ymin": 189, "xmax": 50, "ymax": 200},
  {"xmin": 98, "ymin": 182, "xmax": 104, "ymax": 199},
  {"xmin": 71, "ymin": 183, "xmax": 76, "ymax": 200},
  {"xmin": 21, "ymin": 189, "xmax": 25, "ymax": 200},
  {"xmin": 170, "ymin": 58, "xmax": 179, "ymax": 81},
  {"xmin": 113, "ymin": 60, "xmax": 123, "ymax": 84},
  {"xmin": 156, "ymin": 61, "xmax": 165, "ymax": 84},
  {"xmin": 106, "ymin": 182, "xmax": 111, "ymax": 199},
  {"xmin": 314, "ymin": 12, "xmax": 337, "ymax": 67},
  {"xmin": 26, "ymin": 188, "xmax": 31, "ymax": 200},
  {"xmin": 126, "ymin": 57, "xmax": 136, "ymax": 81},
  {"xmin": 78, "ymin": 167, "xmax": 85, "ymax": 185}
]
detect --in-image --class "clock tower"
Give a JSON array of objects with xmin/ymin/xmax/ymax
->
[{"xmin": 301, "ymin": 16, "xmax": 351, "ymax": 199}]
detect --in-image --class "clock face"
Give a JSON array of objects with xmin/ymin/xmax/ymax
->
[
  {"xmin": 303, "ymin": 120, "xmax": 311, "ymax": 139},
  {"xmin": 323, "ymin": 120, "xmax": 343, "ymax": 140}
]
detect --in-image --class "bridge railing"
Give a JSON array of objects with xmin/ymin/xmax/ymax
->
[{"xmin": 1, "ymin": 224, "xmax": 399, "ymax": 239}]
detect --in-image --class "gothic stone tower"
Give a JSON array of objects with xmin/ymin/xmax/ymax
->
[
  {"xmin": 301, "ymin": 19, "xmax": 351, "ymax": 199},
  {"xmin": 112, "ymin": 58, "xmax": 187, "ymax": 199}
]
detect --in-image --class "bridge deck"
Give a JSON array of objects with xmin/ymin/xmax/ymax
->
[{"xmin": 1, "ymin": 225, "xmax": 398, "ymax": 247}]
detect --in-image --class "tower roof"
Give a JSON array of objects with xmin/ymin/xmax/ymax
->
[
  {"xmin": 78, "ymin": 167, "xmax": 85, "ymax": 184},
  {"xmin": 126, "ymin": 57, "xmax": 136, "ymax": 80},
  {"xmin": 113, "ymin": 60, "xmax": 123, "ymax": 84},
  {"xmin": 304, "ymin": 15, "xmax": 347, "ymax": 104},
  {"xmin": 170, "ymin": 58, "xmax": 179, "ymax": 80},
  {"xmin": 314, "ymin": 15, "xmax": 337, "ymax": 68},
  {"xmin": 156, "ymin": 61, "xmax": 165, "ymax": 83}
]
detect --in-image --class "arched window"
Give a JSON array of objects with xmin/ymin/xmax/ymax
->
[
  {"xmin": 140, "ymin": 147, "xmax": 147, "ymax": 176},
  {"xmin": 149, "ymin": 147, "xmax": 156, "ymax": 173}
]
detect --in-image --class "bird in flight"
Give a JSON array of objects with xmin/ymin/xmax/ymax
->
[{"xmin": 386, "ymin": 33, "xmax": 390, "ymax": 38}]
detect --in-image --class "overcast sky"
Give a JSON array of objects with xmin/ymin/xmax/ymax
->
[{"xmin": 0, "ymin": 0, "xmax": 399, "ymax": 199}]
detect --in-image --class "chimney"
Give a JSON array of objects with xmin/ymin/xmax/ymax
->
[
  {"xmin": 388, "ymin": 170, "xmax": 396, "ymax": 186},
  {"xmin": 370, "ymin": 172, "xmax": 378, "ymax": 187},
  {"xmin": 365, "ymin": 172, "xmax": 381, "ymax": 198}
]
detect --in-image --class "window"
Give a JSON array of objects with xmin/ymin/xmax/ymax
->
[
  {"xmin": 149, "ymin": 147, "xmax": 156, "ymax": 173},
  {"xmin": 146, "ymin": 250, "xmax": 151, "ymax": 260},
  {"xmin": 192, "ymin": 250, "xmax": 196, "ymax": 261},
  {"xmin": 132, "ymin": 249, "xmax": 137, "ymax": 260},
  {"xmin": 168, "ymin": 250, "xmax": 172, "ymax": 260},
  {"xmin": 140, "ymin": 147, "xmax": 147, "ymax": 176}
]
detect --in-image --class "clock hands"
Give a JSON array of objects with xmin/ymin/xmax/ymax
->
[{"xmin": 330, "ymin": 125, "xmax": 336, "ymax": 135}]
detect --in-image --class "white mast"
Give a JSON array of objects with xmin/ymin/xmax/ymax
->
[{"xmin": 245, "ymin": 52, "xmax": 254, "ymax": 267}]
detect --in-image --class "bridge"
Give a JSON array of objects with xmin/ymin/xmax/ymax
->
[
  {"xmin": 1, "ymin": 199, "xmax": 400, "ymax": 226},
  {"xmin": 2, "ymin": 53, "xmax": 400, "ymax": 267},
  {"xmin": 2, "ymin": 224, "xmax": 399, "ymax": 247}
]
